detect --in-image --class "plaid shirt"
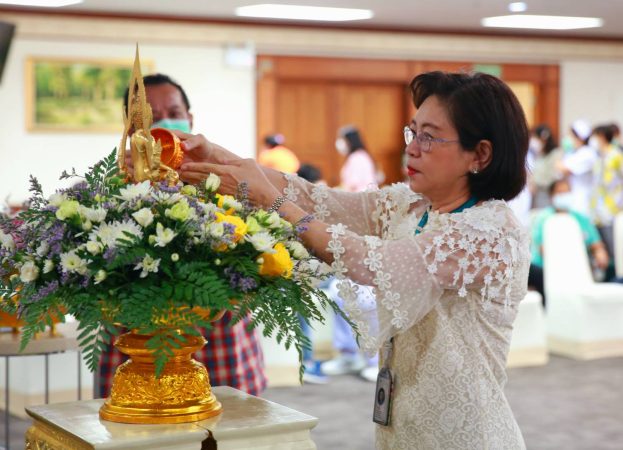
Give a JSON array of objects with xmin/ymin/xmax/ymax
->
[{"xmin": 98, "ymin": 312, "xmax": 267, "ymax": 398}]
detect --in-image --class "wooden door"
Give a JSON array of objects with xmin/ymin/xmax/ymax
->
[{"xmin": 275, "ymin": 80, "xmax": 407, "ymax": 186}]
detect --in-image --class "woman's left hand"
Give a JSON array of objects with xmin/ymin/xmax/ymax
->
[{"xmin": 179, "ymin": 159, "xmax": 281, "ymax": 209}]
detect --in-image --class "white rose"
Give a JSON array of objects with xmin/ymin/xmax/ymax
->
[
  {"xmin": 287, "ymin": 241, "xmax": 309, "ymax": 259},
  {"xmin": 171, "ymin": 253, "xmax": 180, "ymax": 262},
  {"xmin": 0, "ymin": 230, "xmax": 15, "ymax": 251},
  {"xmin": 48, "ymin": 193, "xmax": 67, "ymax": 207},
  {"xmin": 132, "ymin": 208, "xmax": 155, "ymax": 228},
  {"xmin": 205, "ymin": 173, "xmax": 221, "ymax": 192},
  {"xmin": 43, "ymin": 259, "xmax": 55, "ymax": 274},
  {"xmin": 86, "ymin": 241, "xmax": 103, "ymax": 255},
  {"xmin": 94, "ymin": 269, "xmax": 107, "ymax": 284},
  {"xmin": 20, "ymin": 261, "xmax": 40, "ymax": 283},
  {"xmin": 246, "ymin": 231, "xmax": 277, "ymax": 253},
  {"xmin": 81, "ymin": 219, "xmax": 93, "ymax": 231}
]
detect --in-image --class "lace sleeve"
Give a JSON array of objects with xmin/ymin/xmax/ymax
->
[
  {"xmin": 326, "ymin": 201, "xmax": 530, "ymax": 352},
  {"xmin": 283, "ymin": 173, "xmax": 420, "ymax": 237}
]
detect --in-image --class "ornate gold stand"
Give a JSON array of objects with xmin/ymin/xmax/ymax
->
[{"xmin": 99, "ymin": 331, "xmax": 222, "ymax": 424}]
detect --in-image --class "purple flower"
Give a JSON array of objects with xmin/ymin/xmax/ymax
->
[
  {"xmin": 29, "ymin": 280, "xmax": 59, "ymax": 303},
  {"xmin": 158, "ymin": 181, "xmax": 180, "ymax": 193}
]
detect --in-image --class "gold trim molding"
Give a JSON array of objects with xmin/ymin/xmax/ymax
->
[
  {"xmin": 26, "ymin": 420, "xmax": 92, "ymax": 450},
  {"xmin": 1, "ymin": 12, "xmax": 623, "ymax": 63}
]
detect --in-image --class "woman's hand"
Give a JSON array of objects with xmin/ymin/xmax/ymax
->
[{"xmin": 180, "ymin": 158, "xmax": 281, "ymax": 209}]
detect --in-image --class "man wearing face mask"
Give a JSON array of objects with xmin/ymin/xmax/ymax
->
[
  {"xmin": 531, "ymin": 178, "xmax": 609, "ymax": 287},
  {"xmin": 98, "ymin": 73, "xmax": 267, "ymax": 399}
]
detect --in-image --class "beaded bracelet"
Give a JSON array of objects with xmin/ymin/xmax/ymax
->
[{"xmin": 267, "ymin": 195, "xmax": 288, "ymax": 213}]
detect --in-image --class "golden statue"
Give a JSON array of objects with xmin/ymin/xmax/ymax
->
[{"xmin": 118, "ymin": 46, "xmax": 181, "ymax": 185}]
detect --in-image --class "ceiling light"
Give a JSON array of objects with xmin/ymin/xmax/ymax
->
[
  {"xmin": 0, "ymin": 0, "xmax": 83, "ymax": 6},
  {"xmin": 235, "ymin": 4, "xmax": 373, "ymax": 22},
  {"xmin": 482, "ymin": 14, "xmax": 603, "ymax": 30},
  {"xmin": 508, "ymin": 2, "xmax": 527, "ymax": 13}
]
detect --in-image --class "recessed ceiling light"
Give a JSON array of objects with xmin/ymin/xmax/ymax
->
[
  {"xmin": 0, "ymin": 0, "xmax": 83, "ymax": 6},
  {"xmin": 482, "ymin": 14, "xmax": 603, "ymax": 30},
  {"xmin": 508, "ymin": 2, "xmax": 527, "ymax": 13},
  {"xmin": 235, "ymin": 4, "xmax": 374, "ymax": 22}
]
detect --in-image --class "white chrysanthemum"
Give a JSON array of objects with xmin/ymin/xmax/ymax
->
[
  {"xmin": 0, "ymin": 230, "xmax": 14, "ymax": 251},
  {"xmin": 118, "ymin": 180, "xmax": 152, "ymax": 202},
  {"xmin": 20, "ymin": 261, "xmax": 40, "ymax": 283},
  {"xmin": 153, "ymin": 223, "xmax": 176, "ymax": 247},
  {"xmin": 80, "ymin": 205, "xmax": 107, "ymax": 223},
  {"xmin": 36, "ymin": 242, "xmax": 49, "ymax": 257},
  {"xmin": 221, "ymin": 196, "xmax": 243, "ymax": 212},
  {"xmin": 48, "ymin": 192, "xmax": 67, "ymax": 207},
  {"xmin": 151, "ymin": 191, "xmax": 183, "ymax": 205},
  {"xmin": 113, "ymin": 220, "xmax": 144, "ymax": 246},
  {"xmin": 134, "ymin": 254, "xmax": 160, "ymax": 278},
  {"xmin": 43, "ymin": 259, "xmax": 54, "ymax": 274},
  {"xmin": 200, "ymin": 201, "xmax": 218, "ymax": 216},
  {"xmin": 132, "ymin": 208, "xmax": 155, "ymax": 228},
  {"xmin": 205, "ymin": 173, "xmax": 221, "ymax": 192},
  {"xmin": 246, "ymin": 231, "xmax": 277, "ymax": 253},
  {"xmin": 265, "ymin": 211, "xmax": 282, "ymax": 229},
  {"xmin": 60, "ymin": 251, "xmax": 88, "ymax": 275},
  {"xmin": 207, "ymin": 222, "xmax": 225, "ymax": 238},
  {"xmin": 287, "ymin": 241, "xmax": 309, "ymax": 259}
]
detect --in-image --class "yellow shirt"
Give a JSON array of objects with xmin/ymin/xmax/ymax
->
[{"xmin": 258, "ymin": 145, "xmax": 300, "ymax": 174}]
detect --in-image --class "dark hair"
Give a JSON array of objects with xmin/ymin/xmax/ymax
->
[
  {"xmin": 409, "ymin": 71, "xmax": 528, "ymax": 201},
  {"xmin": 338, "ymin": 125, "xmax": 367, "ymax": 154},
  {"xmin": 593, "ymin": 125, "xmax": 614, "ymax": 144},
  {"xmin": 264, "ymin": 134, "xmax": 285, "ymax": 148},
  {"xmin": 548, "ymin": 177, "xmax": 569, "ymax": 196},
  {"xmin": 609, "ymin": 122, "xmax": 621, "ymax": 136},
  {"xmin": 297, "ymin": 164, "xmax": 322, "ymax": 183},
  {"xmin": 534, "ymin": 124, "xmax": 557, "ymax": 155},
  {"xmin": 123, "ymin": 73, "xmax": 191, "ymax": 113}
]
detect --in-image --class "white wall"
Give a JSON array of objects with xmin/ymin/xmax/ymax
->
[
  {"xmin": 561, "ymin": 60, "xmax": 623, "ymax": 135},
  {"xmin": 0, "ymin": 38, "xmax": 255, "ymax": 204}
]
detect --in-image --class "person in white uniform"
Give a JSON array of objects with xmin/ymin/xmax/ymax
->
[{"xmin": 176, "ymin": 71, "xmax": 530, "ymax": 449}]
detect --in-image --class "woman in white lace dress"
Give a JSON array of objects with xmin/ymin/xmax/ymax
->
[{"xmin": 178, "ymin": 71, "xmax": 530, "ymax": 449}]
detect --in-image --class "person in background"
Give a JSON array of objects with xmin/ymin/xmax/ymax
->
[
  {"xmin": 100, "ymin": 73, "xmax": 267, "ymax": 398},
  {"xmin": 609, "ymin": 122, "xmax": 623, "ymax": 151},
  {"xmin": 530, "ymin": 124, "xmax": 563, "ymax": 209},
  {"xmin": 258, "ymin": 134, "xmax": 300, "ymax": 174},
  {"xmin": 531, "ymin": 178, "xmax": 609, "ymax": 286},
  {"xmin": 322, "ymin": 125, "xmax": 380, "ymax": 382},
  {"xmin": 335, "ymin": 125, "xmax": 381, "ymax": 192},
  {"xmin": 589, "ymin": 124, "xmax": 623, "ymax": 280},
  {"xmin": 556, "ymin": 119, "xmax": 597, "ymax": 216},
  {"xmin": 295, "ymin": 163, "xmax": 329, "ymax": 384}
]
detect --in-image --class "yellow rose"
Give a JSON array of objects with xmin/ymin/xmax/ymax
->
[
  {"xmin": 259, "ymin": 243, "xmax": 293, "ymax": 279},
  {"xmin": 215, "ymin": 212, "xmax": 248, "ymax": 243}
]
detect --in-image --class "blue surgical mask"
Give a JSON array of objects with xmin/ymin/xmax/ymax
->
[
  {"xmin": 552, "ymin": 192, "xmax": 574, "ymax": 211},
  {"xmin": 151, "ymin": 118, "xmax": 191, "ymax": 133},
  {"xmin": 561, "ymin": 136, "xmax": 575, "ymax": 154}
]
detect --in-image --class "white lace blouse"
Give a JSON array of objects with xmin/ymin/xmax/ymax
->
[{"xmin": 284, "ymin": 174, "xmax": 530, "ymax": 449}]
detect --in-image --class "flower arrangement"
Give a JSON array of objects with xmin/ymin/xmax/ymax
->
[{"xmin": 0, "ymin": 150, "xmax": 340, "ymax": 377}]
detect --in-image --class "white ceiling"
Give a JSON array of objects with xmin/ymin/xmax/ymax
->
[{"xmin": 26, "ymin": 0, "xmax": 623, "ymax": 38}]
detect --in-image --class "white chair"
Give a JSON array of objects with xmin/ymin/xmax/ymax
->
[
  {"xmin": 543, "ymin": 213, "xmax": 623, "ymax": 359},
  {"xmin": 507, "ymin": 291, "xmax": 548, "ymax": 367},
  {"xmin": 614, "ymin": 212, "xmax": 623, "ymax": 279}
]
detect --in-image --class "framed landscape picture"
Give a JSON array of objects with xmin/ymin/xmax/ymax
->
[{"xmin": 25, "ymin": 57, "xmax": 154, "ymax": 133}]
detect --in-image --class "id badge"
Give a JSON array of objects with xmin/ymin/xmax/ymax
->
[{"xmin": 372, "ymin": 367, "xmax": 393, "ymax": 426}]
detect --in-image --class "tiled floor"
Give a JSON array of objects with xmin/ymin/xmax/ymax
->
[{"xmin": 3, "ymin": 356, "xmax": 623, "ymax": 450}]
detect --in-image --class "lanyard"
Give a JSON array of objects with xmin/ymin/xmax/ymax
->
[{"xmin": 415, "ymin": 196, "xmax": 478, "ymax": 235}]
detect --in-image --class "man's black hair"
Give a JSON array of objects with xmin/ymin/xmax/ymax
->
[{"xmin": 123, "ymin": 73, "xmax": 191, "ymax": 113}]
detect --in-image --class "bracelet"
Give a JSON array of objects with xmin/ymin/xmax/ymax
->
[{"xmin": 267, "ymin": 195, "xmax": 288, "ymax": 213}]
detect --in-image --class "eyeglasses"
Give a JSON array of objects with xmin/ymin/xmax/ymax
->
[{"xmin": 403, "ymin": 126, "xmax": 460, "ymax": 153}]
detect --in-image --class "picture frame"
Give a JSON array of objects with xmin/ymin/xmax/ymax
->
[{"xmin": 25, "ymin": 57, "xmax": 155, "ymax": 133}]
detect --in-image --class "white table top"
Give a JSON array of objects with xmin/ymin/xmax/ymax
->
[
  {"xmin": 26, "ymin": 386, "xmax": 319, "ymax": 449},
  {"xmin": 0, "ymin": 321, "xmax": 80, "ymax": 356}
]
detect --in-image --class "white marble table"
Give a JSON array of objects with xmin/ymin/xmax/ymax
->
[{"xmin": 25, "ymin": 386, "xmax": 318, "ymax": 450}]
